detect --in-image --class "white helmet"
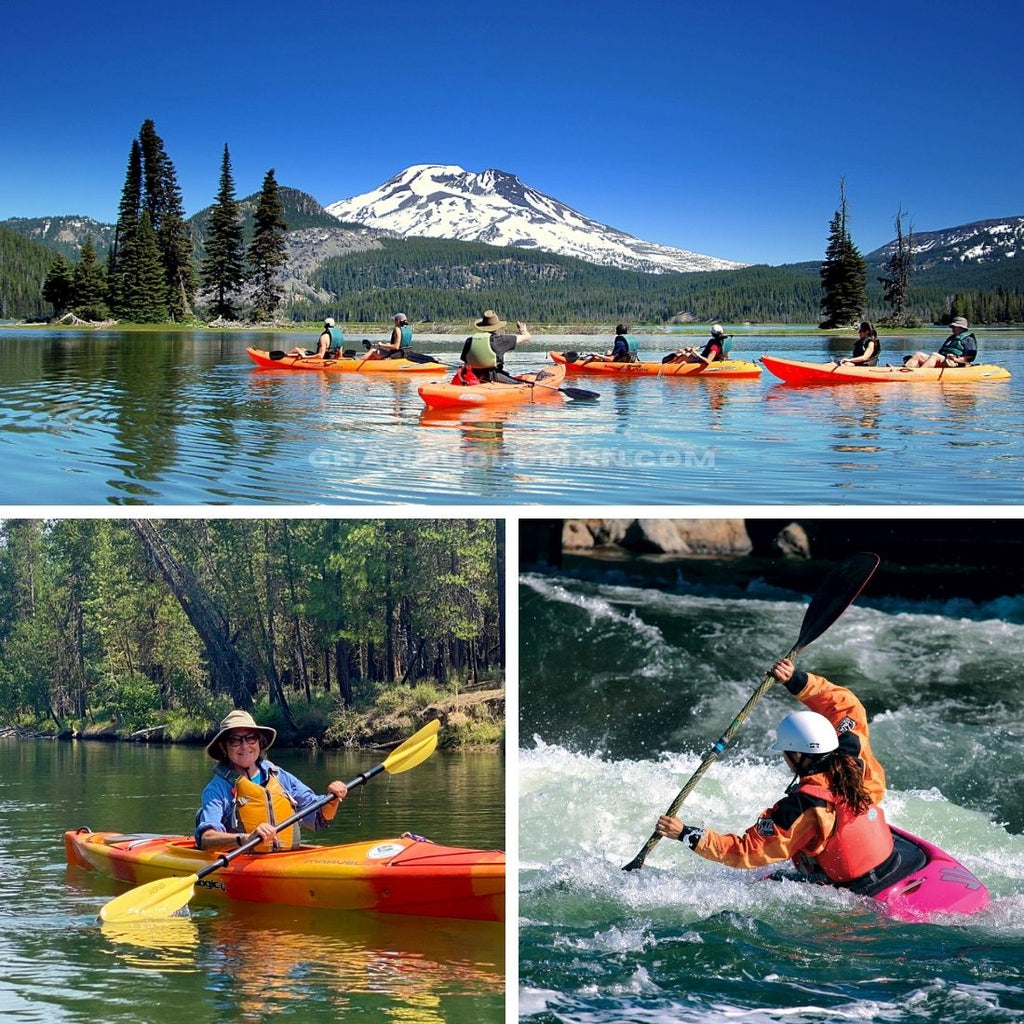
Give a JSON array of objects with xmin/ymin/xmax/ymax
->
[{"xmin": 769, "ymin": 711, "xmax": 838, "ymax": 755}]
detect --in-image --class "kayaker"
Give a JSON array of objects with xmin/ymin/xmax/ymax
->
[
  {"xmin": 654, "ymin": 658, "xmax": 924, "ymax": 897},
  {"xmin": 663, "ymin": 324, "xmax": 731, "ymax": 365},
  {"xmin": 840, "ymin": 321, "xmax": 880, "ymax": 366},
  {"xmin": 367, "ymin": 313, "xmax": 414, "ymax": 360},
  {"xmin": 459, "ymin": 309, "xmax": 532, "ymax": 383},
  {"xmin": 584, "ymin": 324, "xmax": 641, "ymax": 364},
  {"xmin": 195, "ymin": 709, "xmax": 348, "ymax": 853},
  {"xmin": 902, "ymin": 316, "xmax": 978, "ymax": 368},
  {"xmin": 287, "ymin": 317, "xmax": 341, "ymax": 359}
]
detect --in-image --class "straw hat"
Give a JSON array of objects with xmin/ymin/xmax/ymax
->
[
  {"xmin": 474, "ymin": 310, "xmax": 507, "ymax": 332},
  {"xmin": 205, "ymin": 709, "xmax": 276, "ymax": 759}
]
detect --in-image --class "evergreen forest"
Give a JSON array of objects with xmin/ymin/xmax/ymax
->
[
  {"xmin": 0, "ymin": 519, "xmax": 505, "ymax": 749},
  {"xmin": 2, "ymin": 119, "xmax": 1023, "ymax": 326}
]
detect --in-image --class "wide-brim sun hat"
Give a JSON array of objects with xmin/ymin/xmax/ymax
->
[
  {"xmin": 950, "ymin": 316, "xmax": 969, "ymax": 330},
  {"xmin": 474, "ymin": 310, "xmax": 507, "ymax": 332},
  {"xmin": 205, "ymin": 709, "xmax": 276, "ymax": 758}
]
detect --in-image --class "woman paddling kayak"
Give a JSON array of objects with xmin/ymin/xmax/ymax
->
[
  {"xmin": 195, "ymin": 709, "xmax": 348, "ymax": 852},
  {"xmin": 655, "ymin": 658, "xmax": 920, "ymax": 898}
]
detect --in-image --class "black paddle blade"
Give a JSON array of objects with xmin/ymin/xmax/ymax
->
[
  {"xmin": 563, "ymin": 351, "xmax": 579, "ymax": 362},
  {"xmin": 561, "ymin": 386, "xmax": 600, "ymax": 400},
  {"xmin": 270, "ymin": 350, "xmax": 287, "ymax": 360},
  {"xmin": 796, "ymin": 552, "xmax": 879, "ymax": 652}
]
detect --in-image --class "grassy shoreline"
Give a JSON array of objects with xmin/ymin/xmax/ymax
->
[{"xmin": 2, "ymin": 319, "xmax": 988, "ymax": 337}]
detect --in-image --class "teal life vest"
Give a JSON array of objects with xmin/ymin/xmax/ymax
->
[
  {"xmin": 623, "ymin": 334, "xmax": 639, "ymax": 355},
  {"xmin": 326, "ymin": 326, "xmax": 344, "ymax": 353},
  {"xmin": 397, "ymin": 325, "xmax": 412, "ymax": 350},
  {"xmin": 465, "ymin": 332, "xmax": 498, "ymax": 369},
  {"xmin": 940, "ymin": 330, "xmax": 977, "ymax": 362}
]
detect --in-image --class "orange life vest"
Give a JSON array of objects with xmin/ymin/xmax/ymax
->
[
  {"xmin": 797, "ymin": 781, "xmax": 894, "ymax": 883},
  {"xmin": 229, "ymin": 767, "xmax": 301, "ymax": 852}
]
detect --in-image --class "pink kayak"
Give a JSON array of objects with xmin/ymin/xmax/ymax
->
[{"xmin": 874, "ymin": 826, "xmax": 988, "ymax": 922}]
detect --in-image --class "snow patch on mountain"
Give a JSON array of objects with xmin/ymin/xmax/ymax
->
[
  {"xmin": 869, "ymin": 216, "xmax": 1024, "ymax": 270},
  {"xmin": 326, "ymin": 165, "xmax": 746, "ymax": 275}
]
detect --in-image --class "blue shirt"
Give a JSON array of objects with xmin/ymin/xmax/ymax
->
[{"xmin": 194, "ymin": 758, "xmax": 330, "ymax": 844}]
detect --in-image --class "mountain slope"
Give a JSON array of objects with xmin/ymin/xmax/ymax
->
[
  {"xmin": 868, "ymin": 216, "xmax": 1024, "ymax": 270},
  {"xmin": 326, "ymin": 164, "xmax": 746, "ymax": 275}
]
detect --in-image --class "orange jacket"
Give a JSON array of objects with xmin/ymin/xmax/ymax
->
[{"xmin": 691, "ymin": 672, "xmax": 891, "ymax": 877}]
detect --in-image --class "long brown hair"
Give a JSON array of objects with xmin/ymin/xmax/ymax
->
[{"xmin": 822, "ymin": 752, "xmax": 872, "ymax": 815}]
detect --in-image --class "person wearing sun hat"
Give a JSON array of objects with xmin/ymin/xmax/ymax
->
[
  {"xmin": 902, "ymin": 315, "xmax": 978, "ymax": 368},
  {"xmin": 194, "ymin": 709, "xmax": 348, "ymax": 853},
  {"xmin": 458, "ymin": 309, "xmax": 532, "ymax": 383}
]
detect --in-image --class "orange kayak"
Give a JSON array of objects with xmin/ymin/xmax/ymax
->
[
  {"xmin": 549, "ymin": 350, "xmax": 762, "ymax": 378},
  {"xmin": 418, "ymin": 364, "xmax": 567, "ymax": 408},
  {"xmin": 65, "ymin": 828, "xmax": 504, "ymax": 922},
  {"xmin": 246, "ymin": 347, "xmax": 447, "ymax": 374}
]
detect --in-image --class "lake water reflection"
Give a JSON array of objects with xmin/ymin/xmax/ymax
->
[{"xmin": 0, "ymin": 328, "xmax": 1020, "ymax": 504}]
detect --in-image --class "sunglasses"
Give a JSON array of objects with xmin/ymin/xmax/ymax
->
[{"xmin": 226, "ymin": 733, "xmax": 261, "ymax": 747}]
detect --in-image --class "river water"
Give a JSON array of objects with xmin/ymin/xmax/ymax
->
[
  {"xmin": 518, "ymin": 564, "xmax": 1024, "ymax": 1023},
  {"xmin": 0, "ymin": 328, "xmax": 1020, "ymax": 505},
  {"xmin": 0, "ymin": 739, "xmax": 504, "ymax": 1022}
]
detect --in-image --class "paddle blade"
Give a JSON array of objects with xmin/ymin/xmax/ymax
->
[
  {"xmin": 99, "ymin": 872, "xmax": 199, "ymax": 923},
  {"xmin": 382, "ymin": 719, "xmax": 440, "ymax": 775},
  {"xmin": 796, "ymin": 552, "xmax": 879, "ymax": 652},
  {"xmin": 562, "ymin": 386, "xmax": 600, "ymax": 400}
]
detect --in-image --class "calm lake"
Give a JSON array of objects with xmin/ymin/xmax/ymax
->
[
  {"xmin": 0, "ymin": 739, "xmax": 504, "ymax": 1022},
  {"xmin": 519, "ymin": 566, "xmax": 1024, "ymax": 1023},
  {"xmin": 0, "ymin": 328, "xmax": 1021, "ymax": 505}
]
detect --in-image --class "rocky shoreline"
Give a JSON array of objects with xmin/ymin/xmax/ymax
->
[{"xmin": 522, "ymin": 519, "xmax": 1023, "ymax": 602}]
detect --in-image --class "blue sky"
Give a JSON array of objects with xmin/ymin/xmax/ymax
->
[{"xmin": 2, "ymin": 0, "xmax": 1021, "ymax": 265}]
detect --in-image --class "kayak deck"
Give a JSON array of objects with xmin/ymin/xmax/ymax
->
[
  {"xmin": 549, "ymin": 350, "xmax": 761, "ymax": 378},
  {"xmin": 417, "ymin": 364, "xmax": 566, "ymax": 408},
  {"xmin": 65, "ymin": 828, "xmax": 504, "ymax": 921},
  {"xmin": 762, "ymin": 354, "xmax": 1012, "ymax": 385},
  {"xmin": 874, "ymin": 826, "xmax": 988, "ymax": 922},
  {"xmin": 246, "ymin": 347, "xmax": 447, "ymax": 374}
]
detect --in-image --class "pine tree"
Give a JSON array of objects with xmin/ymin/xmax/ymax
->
[
  {"xmin": 71, "ymin": 239, "xmax": 110, "ymax": 321},
  {"xmin": 878, "ymin": 206, "xmax": 914, "ymax": 327},
  {"xmin": 123, "ymin": 212, "xmax": 169, "ymax": 323},
  {"xmin": 819, "ymin": 178, "xmax": 867, "ymax": 328},
  {"xmin": 108, "ymin": 140, "xmax": 143, "ymax": 319},
  {"xmin": 201, "ymin": 144, "xmax": 245, "ymax": 319},
  {"xmin": 248, "ymin": 169, "xmax": 289, "ymax": 320},
  {"xmin": 42, "ymin": 254, "xmax": 75, "ymax": 317},
  {"xmin": 139, "ymin": 119, "xmax": 196, "ymax": 321}
]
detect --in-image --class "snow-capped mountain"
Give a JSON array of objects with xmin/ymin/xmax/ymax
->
[
  {"xmin": 326, "ymin": 165, "xmax": 746, "ymax": 275},
  {"xmin": 868, "ymin": 216, "xmax": 1023, "ymax": 270}
]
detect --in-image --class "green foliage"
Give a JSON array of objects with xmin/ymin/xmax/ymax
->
[
  {"xmin": 139, "ymin": 119, "xmax": 197, "ymax": 320},
  {"xmin": 200, "ymin": 144, "xmax": 246, "ymax": 319},
  {"xmin": 248, "ymin": 168, "xmax": 289, "ymax": 319},
  {"xmin": 0, "ymin": 226, "xmax": 57, "ymax": 320},
  {"xmin": 71, "ymin": 238, "xmax": 110, "ymax": 320},
  {"xmin": 94, "ymin": 675, "xmax": 162, "ymax": 735},
  {"xmin": 820, "ymin": 179, "xmax": 867, "ymax": 328},
  {"xmin": 42, "ymin": 253, "xmax": 75, "ymax": 316}
]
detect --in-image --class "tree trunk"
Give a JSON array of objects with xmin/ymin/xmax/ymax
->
[{"xmin": 130, "ymin": 519, "xmax": 259, "ymax": 710}]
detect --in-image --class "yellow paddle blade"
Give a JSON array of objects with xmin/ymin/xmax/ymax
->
[
  {"xmin": 99, "ymin": 872, "xmax": 199, "ymax": 923},
  {"xmin": 382, "ymin": 719, "xmax": 440, "ymax": 775}
]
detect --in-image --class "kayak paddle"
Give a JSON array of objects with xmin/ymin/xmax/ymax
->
[
  {"xmin": 519, "ymin": 374, "xmax": 600, "ymax": 401},
  {"xmin": 622, "ymin": 552, "xmax": 880, "ymax": 872},
  {"xmin": 98, "ymin": 719, "xmax": 441, "ymax": 923}
]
